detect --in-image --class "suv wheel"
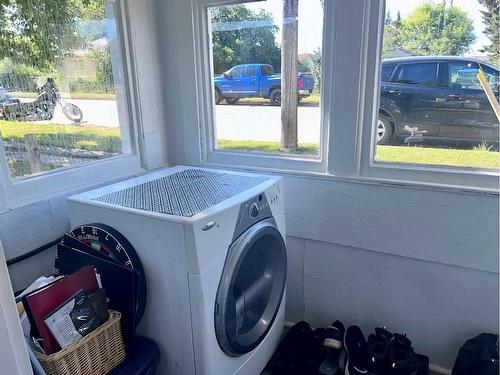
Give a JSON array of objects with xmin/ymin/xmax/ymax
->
[
  {"xmin": 377, "ymin": 117, "xmax": 392, "ymax": 144},
  {"xmin": 270, "ymin": 89, "xmax": 281, "ymax": 106}
]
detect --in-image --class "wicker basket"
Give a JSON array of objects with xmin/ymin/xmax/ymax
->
[{"xmin": 35, "ymin": 310, "xmax": 126, "ymax": 375}]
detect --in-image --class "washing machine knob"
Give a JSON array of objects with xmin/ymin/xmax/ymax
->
[{"xmin": 249, "ymin": 203, "xmax": 259, "ymax": 219}]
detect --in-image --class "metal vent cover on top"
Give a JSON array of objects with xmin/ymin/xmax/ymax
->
[{"xmin": 93, "ymin": 169, "xmax": 268, "ymax": 217}]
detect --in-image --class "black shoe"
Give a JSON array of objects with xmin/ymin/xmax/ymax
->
[
  {"xmin": 388, "ymin": 333, "xmax": 419, "ymax": 375},
  {"xmin": 344, "ymin": 325, "xmax": 369, "ymax": 375},
  {"xmin": 324, "ymin": 320, "xmax": 345, "ymax": 350},
  {"xmin": 367, "ymin": 327, "xmax": 393, "ymax": 374},
  {"xmin": 319, "ymin": 321, "xmax": 345, "ymax": 375}
]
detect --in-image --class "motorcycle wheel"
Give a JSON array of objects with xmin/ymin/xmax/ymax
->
[{"xmin": 62, "ymin": 103, "xmax": 83, "ymax": 123}]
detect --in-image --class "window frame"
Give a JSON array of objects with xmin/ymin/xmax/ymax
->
[
  {"xmin": 188, "ymin": 0, "xmax": 498, "ymax": 193},
  {"xmin": 357, "ymin": 0, "xmax": 499, "ymax": 192},
  {"xmin": 193, "ymin": 0, "xmax": 330, "ymax": 173},
  {"xmin": 0, "ymin": 0, "xmax": 145, "ymax": 212}
]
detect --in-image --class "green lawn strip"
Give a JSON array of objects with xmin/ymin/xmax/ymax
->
[
  {"xmin": 218, "ymin": 139, "xmax": 319, "ymax": 156},
  {"xmin": 233, "ymin": 94, "xmax": 321, "ymax": 105},
  {"xmin": 9, "ymin": 91, "xmax": 116, "ymax": 100},
  {"xmin": 218, "ymin": 139, "xmax": 499, "ymax": 169},
  {"xmin": 377, "ymin": 145, "xmax": 500, "ymax": 169},
  {"xmin": 0, "ymin": 121, "xmax": 121, "ymax": 153}
]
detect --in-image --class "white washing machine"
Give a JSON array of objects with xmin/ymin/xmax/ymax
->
[{"xmin": 67, "ymin": 165, "xmax": 287, "ymax": 375}]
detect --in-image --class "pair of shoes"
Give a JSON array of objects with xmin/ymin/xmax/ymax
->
[
  {"xmin": 318, "ymin": 321, "xmax": 345, "ymax": 375},
  {"xmin": 269, "ymin": 321, "xmax": 326, "ymax": 375},
  {"xmin": 344, "ymin": 326, "xmax": 420, "ymax": 375}
]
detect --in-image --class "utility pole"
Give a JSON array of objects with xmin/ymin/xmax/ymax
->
[{"xmin": 281, "ymin": 0, "xmax": 299, "ymax": 151}]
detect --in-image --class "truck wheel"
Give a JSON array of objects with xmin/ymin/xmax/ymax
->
[
  {"xmin": 225, "ymin": 97, "xmax": 239, "ymax": 105},
  {"xmin": 377, "ymin": 117, "xmax": 393, "ymax": 145},
  {"xmin": 270, "ymin": 89, "xmax": 281, "ymax": 106},
  {"xmin": 215, "ymin": 89, "xmax": 222, "ymax": 105}
]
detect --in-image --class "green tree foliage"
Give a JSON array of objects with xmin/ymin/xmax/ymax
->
[
  {"xmin": 398, "ymin": 3, "xmax": 475, "ymax": 56},
  {"xmin": 210, "ymin": 5, "xmax": 281, "ymax": 74},
  {"xmin": 479, "ymin": 0, "xmax": 500, "ymax": 62},
  {"xmin": 0, "ymin": 0, "xmax": 101, "ymax": 69}
]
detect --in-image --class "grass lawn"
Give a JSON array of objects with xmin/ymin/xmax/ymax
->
[
  {"xmin": 218, "ymin": 139, "xmax": 319, "ymax": 156},
  {"xmin": 235, "ymin": 94, "xmax": 321, "ymax": 106},
  {"xmin": 218, "ymin": 139, "xmax": 500, "ymax": 169},
  {"xmin": 0, "ymin": 120, "xmax": 121, "ymax": 153},
  {"xmin": 9, "ymin": 91, "xmax": 116, "ymax": 101}
]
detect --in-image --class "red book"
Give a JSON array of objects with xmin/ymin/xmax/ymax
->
[{"xmin": 23, "ymin": 266, "xmax": 99, "ymax": 354}]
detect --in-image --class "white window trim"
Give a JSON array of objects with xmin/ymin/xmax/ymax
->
[
  {"xmin": 193, "ymin": 0, "xmax": 330, "ymax": 173},
  {"xmin": 356, "ymin": 0, "xmax": 499, "ymax": 192},
  {"xmin": 0, "ymin": 0, "xmax": 146, "ymax": 212},
  {"xmin": 189, "ymin": 0, "xmax": 499, "ymax": 193}
]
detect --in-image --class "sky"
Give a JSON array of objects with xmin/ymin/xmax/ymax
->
[{"xmin": 243, "ymin": 0, "xmax": 490, "ymax": 56}]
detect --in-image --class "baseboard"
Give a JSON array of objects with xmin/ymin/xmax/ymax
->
[{"xmin": 283, "ymin": 320, "xmax": 453, "ymax": 375}]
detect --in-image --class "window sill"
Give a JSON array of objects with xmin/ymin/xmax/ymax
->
[
  {"xmin": 201, "ymin": 159, "xmax": 499, "ymax": 197},
  {"xmin": 3, "ymin": 154, "xmax": 144, "ymax": 212}
]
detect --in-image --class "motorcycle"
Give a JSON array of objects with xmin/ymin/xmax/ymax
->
[{"xmin": 2, "ymin": 78, "xmax": 83, "ymax": 123}]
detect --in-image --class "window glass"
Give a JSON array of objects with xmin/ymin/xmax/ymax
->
[
  {"xmin": 449, "ymin": 62, "xmax": 481, "ymax": 89},
  {"xmin": 393, "ymin": 63, "xmax": 437, "ymax": 86},
  {"xmin": 0, "ymin": 0, "xmax": 129, "ymax": 179},
  {"xmin": 479, "ymin": 64, "xmax": 500, "ymax": 92},
  {"xmin": 381, "ymin": 64, "xmax": 395, "ymax": 82},
  {"xmin": 228, "ymin": 66, "xmax": 244, "ymax": 77},
  {"xmin": 244, "ymin": 65, "xmax": 257, "ymax": 77},
  {"xmin": 375, "ymin": 0, "xmax": 499, "ymax": 170},
  {"xmin": 261, "ymin": 65, "xmax": 274, "ymax": 76},
  {"xmin": 209, "ymin": 0, "xmax": 323, "ymax": 157}
]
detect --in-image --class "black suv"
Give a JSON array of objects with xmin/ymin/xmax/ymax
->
[{"xmin": 378, "ymin": 56, "xmax": 499, "ymax": 146}]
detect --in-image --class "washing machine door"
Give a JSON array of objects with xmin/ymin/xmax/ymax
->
[{"xmin": 215, "ymin": 218, "xmax": 287, "ymax": 357}]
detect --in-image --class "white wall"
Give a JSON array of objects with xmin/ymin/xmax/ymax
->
[
  {"xmin": 154, "ymin": 0, "xmax": 499, "ymax": 370},
  {"xmin": 0, "ymin": 0, "xmax": 498, "ymax": 372}
]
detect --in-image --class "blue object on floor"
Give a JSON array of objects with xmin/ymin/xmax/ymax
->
[{"xmin": 109, "ymin": 336, "xmax": 161, "ymax": 375}]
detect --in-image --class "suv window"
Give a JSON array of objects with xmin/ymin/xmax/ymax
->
[
  {"xmin": 261, "ymin": 65, "xmax": 274, "ymax": 76},
  {"xmin": 381, "ymin": 64, "xmax": 395, "ymax": 82},
  {"xmin": 449, "ymin": 61, "xmax": 481, "ymax": 89},
  {"xmin": 228, "ymin": 66, "xmax": 244, "ymax": 77},
  {"xmin": 243, "ymin": 65, "xmax": 257, "ymax": 77},
  {"xmin": 392, "ymin": 62, "xmax": 438, "ymax": 86},
  {"xmin": 479, "ymin": 64, "xmax": 500, "ymax": 92}
]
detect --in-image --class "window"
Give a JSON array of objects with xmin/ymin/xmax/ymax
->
[
  {"xmin": 261, "ymin": 65, "xmax": 274, "ymax": 76},
  {"xmin": 243, "ymin": 65, "xmax": 257, "ymax": 77},
  {"xmin": 381, "ymin": 64, "xmax": 396, "ymax": 82},
  {"xmin": 374, "ymin": 0, "xmax": 500, "ymax": 171},
  {"xmin": 208, "ymin": 0, "xmax": 324, "ymax": 158},
  {"xmin": 0, "ymin": 0, "xmax": 132, "ymax": 180},
  {"xmin": 227, "ymin": 66, "xmax": 244, "ymax": 78},
  {"xmin": 392, "ymin": 63, "xmax": 437, "ymax": 86}
]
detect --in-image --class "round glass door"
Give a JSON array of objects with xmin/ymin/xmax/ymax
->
[{"xmin": 215, "ymin": 219, "xmax": 287, "ymax": 356}]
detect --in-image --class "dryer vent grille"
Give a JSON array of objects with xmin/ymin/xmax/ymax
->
[{"xmin": 93, "ymin": 169, "xmax": 268, "ymax": 217}]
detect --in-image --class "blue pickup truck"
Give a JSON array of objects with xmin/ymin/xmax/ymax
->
[{"xmin": 213, "ymin": 63, "xmax": 315, "ymax": 105}]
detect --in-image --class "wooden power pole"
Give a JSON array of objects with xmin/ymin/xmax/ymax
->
[{"xmin": 281, "ymin": 0, "xmax": 299, "ymax": 151}]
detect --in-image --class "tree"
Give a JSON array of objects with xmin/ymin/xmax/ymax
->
[
  {"xmin": 398, "ymin": 3, "xmax": 475, "ymax": 56},
  {"xmin": 210, "ymin": 6, "xmax": 281, "ymax": 74},
  {"xmin": 0, "ymin": 0, "xmax": 101, "ymax": 69},
  {"xmin": 479, "ymin": 0, "xmax": 500, "ymax": 62},
  {"xmin": 281, "ymin": 0, "xmax": 299, "ymax": 151}
]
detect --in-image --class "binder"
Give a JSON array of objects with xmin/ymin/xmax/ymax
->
[{"xmin": 22, "ymin": 266, "xmax": 99, "ymax": 355}]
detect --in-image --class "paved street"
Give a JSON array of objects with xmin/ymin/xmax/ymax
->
[
  {"xmin": 17, "ymin": 98, "xmax": 321, "ymax": 143},
  {"xmin": 214, "ymin": 103, "xmax": 321, "ymax": 143},
  {"xmin": 17, "ymin": 98, "xmax": 120, "ymax": 128}
]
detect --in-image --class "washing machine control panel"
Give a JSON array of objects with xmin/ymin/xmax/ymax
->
[
  {"xmin": 233, "ymin": 193, "xmax": 273, "ymax": 241},
  {"xmin": 249, "ymin": 203, "xmax": 259, "ymax": 218}
]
